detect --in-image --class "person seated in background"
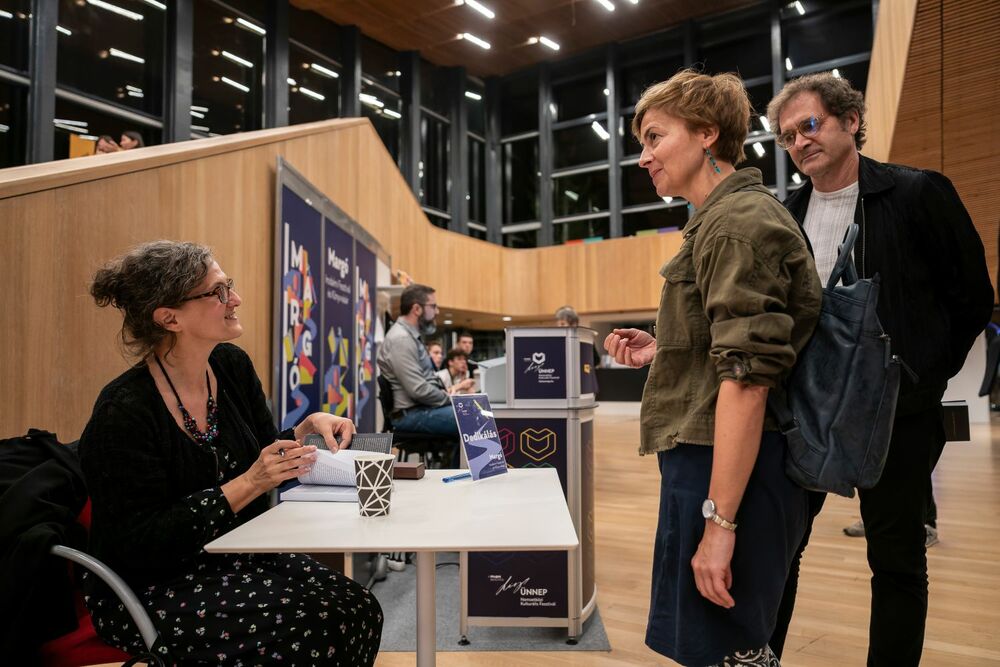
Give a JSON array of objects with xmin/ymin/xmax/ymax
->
[
  {"xmin": 437, "ymin": 347, "xmax": 476, "ymax": 395},
  {"xmin": 456, "ymin": 330, "xmax": 479, "ymax": 374},
  {"xmin": 80, "ymin": 241, "xmax": 382, "ymax": 665},
  {"xmin": 426, "ymin": 339, "xmax": 444, "ymax": 370},
  {"xmin": 554, "ymin": 305, "xmax": 580, "ymax": 327},
  {"xmin": 119, "ymin": 130, "xmax": 145, "ymax": 150},
  {"xmin": 95, "ymin": 135, "xmax": 121, "ymax": 154},
  {"xmin": 377, "ymin": 283, "xmax": 459, "ymax": 438}
]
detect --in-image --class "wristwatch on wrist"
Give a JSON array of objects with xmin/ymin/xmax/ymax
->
[{"xmin": 701, "ymin": 498, "xmax": 737, "ymax": 532}]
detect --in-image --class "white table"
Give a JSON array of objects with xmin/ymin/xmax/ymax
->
[{"xmin": 204, "ymin": 468, "xmax": 579, "ymax": 667}]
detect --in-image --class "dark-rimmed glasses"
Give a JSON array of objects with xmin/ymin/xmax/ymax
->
[
  {"xmin": 776, "ymin": 114, "xmax": 828, "ymax": 149},
  {"xmin": 181, "ymin": 278, "xmax": 235, "ymax": 304}
]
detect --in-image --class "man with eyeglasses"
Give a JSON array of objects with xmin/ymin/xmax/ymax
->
[
  {"xmin": 766, "ymin": 73, "xmax": 992, "ymax": 666},
  {"xmin": 377, "ymin": 284, "xmax": 460, "ymax": 445}
]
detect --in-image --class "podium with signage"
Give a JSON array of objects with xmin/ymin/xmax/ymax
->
[{"xmin": 460, "ymin": 326, "xmax": 598, "ymax": 642}]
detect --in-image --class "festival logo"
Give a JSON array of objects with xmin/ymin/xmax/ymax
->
[{"xmin": 519, "ymin": 427, "xmax": 557, "ymax": 462}]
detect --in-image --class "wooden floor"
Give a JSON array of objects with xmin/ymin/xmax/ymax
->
[{"xmin": 375, "ymin": 403, "xmax": 1000, "ymax": 667}]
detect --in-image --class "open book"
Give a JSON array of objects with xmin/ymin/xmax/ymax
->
[
  {"xmin": 279, "ymin": 449, "xmax": 368, "ymax": 502},
  {"xmin": 278, "ymin": 433, "xmax": 394, "ymax": 502}
]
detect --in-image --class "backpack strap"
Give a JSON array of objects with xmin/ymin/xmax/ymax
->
[{"xmin": 827, "ymin": 223, "xmax": 860, "ymax": 289}]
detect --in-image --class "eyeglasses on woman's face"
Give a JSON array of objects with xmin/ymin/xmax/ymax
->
[
  {"xmin": 181, "ymin": 278, "xmax": 236, "ymax": 305},
  {"xmin": 776, "ymin": 114, "xmax": 828, "ymax": 149}
]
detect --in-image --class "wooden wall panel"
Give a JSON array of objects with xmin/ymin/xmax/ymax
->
[
  {"xmin": 863, "ymin": 0, "xmax": 919, "ymax": 162},
  {"xmin": 889, "ymin": 0, "xmax": 1000, "ymax": 293}
]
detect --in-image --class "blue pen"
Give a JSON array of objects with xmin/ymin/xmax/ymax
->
[{"xmin": 442, "ymin": 472, "xmax": 472, "ymax": 484}]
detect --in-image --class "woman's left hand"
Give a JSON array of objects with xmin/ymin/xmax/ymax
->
[
  {"xmin": 294, "ymin": 413, "xmax": 356, "ymax": 452},
  {"xmin": 691, "ymin": 523, "xmax": 736, "ymax": 608}
]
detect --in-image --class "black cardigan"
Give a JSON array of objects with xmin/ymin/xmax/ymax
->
[{"xmin": 79, "ymin": 344, "xmax": 291, "ymax": 587}]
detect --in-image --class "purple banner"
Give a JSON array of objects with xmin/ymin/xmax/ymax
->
[
  {"xmin": 322, "ymin": 218, "xmax": 354, "ymax": 418},
  {"xmin": 278, "ymin": 186, "xmax": 322, "ymax": 431},
  {"xmin": 467, "ymin": 551, "xmax": 568, "ymax": 618},
  {"xmin": 354, "ymin": 243, "xmax": 377, "ymax": 432},
  {"xmin": 512, "ymin": 336, "xmax": 567, "ymax": 401}
]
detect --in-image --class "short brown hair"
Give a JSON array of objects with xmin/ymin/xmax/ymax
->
[
  {"xmin": 631, "ymin": 69, "xmax": 751, "ymax": 165},
  {"xmin": 446, "ymin": 347, "xmax": 468, "ymax": 363},
  {"xmin": 767, "ymin": 72, "xmax": 867, "ymax": 150}
]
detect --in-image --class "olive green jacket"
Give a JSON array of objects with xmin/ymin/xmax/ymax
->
[{"xmin": 639, "ymin": 168, "xmax": 822, "ymax": 455}]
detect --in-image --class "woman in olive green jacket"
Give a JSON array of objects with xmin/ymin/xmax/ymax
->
[{"xmin": 605, "ymin": 70, "xmax": 822, "ymax": 667}]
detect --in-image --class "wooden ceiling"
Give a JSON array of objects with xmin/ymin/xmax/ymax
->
[{"xmin": 291, "ymin": 0, "xmax": 758, "ymax": 77}]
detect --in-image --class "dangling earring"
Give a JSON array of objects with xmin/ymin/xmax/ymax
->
[{"xmin": 705, "ymin": 147, "xmax": 722, "ymax": 174}]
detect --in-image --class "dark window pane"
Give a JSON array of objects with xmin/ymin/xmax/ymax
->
[
  {"xmin": 746, "ymin": 82, "xmax": 773, "ymax": 133},
  {"xmin": 289, "ymin": 5, "xmax": 340, "ymax": 63},
  {"xmin": 0, "ymin": 81, "xmax": 28, "ymax": 168},
  {"xmin": 503, "ymin": 229, "xmax": 537, "ymax": 248},
  {"xmin": 420, "ymin": 60, "xmax": 449, "ymax": 117},
  {"xmin": 0, "ymin": 0, "xmax": 31, "ymax": 72},
  {"xmin": 622, "ymin": 163, "xmax": 662, "ymax": 208},
  {"xmin": 468, "ymin": 137, "xmax": 486, "ymax": 223},
  {"xmin": 57, "ymin": 0, "xmax": 165, "ymax": 116},
  {"xmin": 553, "ymin": 171, "xmax": 608, "ymax": 218},
  {"xmin": 421, "ymin": 113, "xmax": 449, "ymax": 211},
  {"xmin": 503, "ymin": 138, "xmax": 538, "ymax": 223},
  {"xmin": 830, "ymin": 60, "xmax": 870, "ymax": 96},
  {"xmin": 192, "ymin": 0, "xmax": 265, "ymax": 135},
  {"xmin": 622, "ymin": 55, "xmax": 685, "ymax": 104},
  {"xmin": 501, "ymin": 72, "xmax": 537, "ymax": 136},
  {"xmin": 622, "ymin": 112, "xmax": 641, "ymax": 156},
  {"xmin": 552, "ymin": 73, "xmax": 604, "ymax": 122},
  {"xmin": 699, "ymin": 28, "xmax": 770, "ymax": 80},
  {"xmin": 741, "ymin": 139, "xmax": 776, "ymax": 187},
  {"xmin": 783, "ymin": 4, "xmax": 873, "ymax": 68},
  {"xmin": 362, "ymin": 87, "xmax": 400, "ymax": 163},
  {"xmin": 53, "ymin": 97, "xmax": 159, "ymax": 160},
  {"xmin": 623, "ymin": 205, "xmax": 690, "ymax": 236},
  {"xmin": 289, "ymin": 45, "xmax": 340, "ymax": 124},
  {"xmin": 553, "ymin": 122, "xmax": 608, "ymax": 169},
  {"xmin": 785, "ymin": 151, "xmax": 806, "ymax": 190},
  {"xmin": 362, "ymin": 36, "xmax": 400, "ymax": 92},
  {"xmin": 556, "ymin": 217, "xmax": 609, "ymax": 244},
  {"xmin": 468, "ymin": 226, "xmax": 486, "ymax": 240},
  {"xmin": 425, "ymin": 209, "xmax": 448, "ymax": 230},
  {"xmin": 466, "ymin": 81, "xmax": 484, "ymax": 137},
  {"xmin": 226, "ymin": 0, "xmax": 264, "ymax": 22}
]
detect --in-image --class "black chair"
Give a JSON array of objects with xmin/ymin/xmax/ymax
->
[{"xmin": 376, "ymin": 375, "xmax": 458, "ymax": 468}]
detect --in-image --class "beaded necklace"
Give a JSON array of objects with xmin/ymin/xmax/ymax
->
[{"xmin": 154, "ymin": 354, "xmax": 219, "ymax": 446}]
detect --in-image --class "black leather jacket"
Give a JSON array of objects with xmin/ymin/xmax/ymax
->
[{"xmin": 783, "ymin": 154, "xmax": 994, "ymax": 416}]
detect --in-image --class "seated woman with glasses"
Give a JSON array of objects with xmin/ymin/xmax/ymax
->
[{"xmin": 79, "ymin": 241, "xmax": 382, "ymax": 665}]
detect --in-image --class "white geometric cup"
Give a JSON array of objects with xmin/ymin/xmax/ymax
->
[{"xmin": 354, "ymin": 453, "xmax": 395, "ymax": 517}]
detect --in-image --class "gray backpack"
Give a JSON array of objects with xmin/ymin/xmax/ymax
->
[{"xmin": 769, "ymin": 223, "xmax": 908, "ymax": 498}]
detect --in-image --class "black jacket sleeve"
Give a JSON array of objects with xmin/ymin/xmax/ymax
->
[
  {"xmin": 80, "ymin": 398, "xmax": 241, "ymax": 574},
  {"xmin": 919, "ymin": 171, "xmax": 994, "ymax": 376}
]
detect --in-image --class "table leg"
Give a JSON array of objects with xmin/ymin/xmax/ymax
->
[{"xmin": 416, "ymin": 551, "xmax": 436, "ymax": 667}]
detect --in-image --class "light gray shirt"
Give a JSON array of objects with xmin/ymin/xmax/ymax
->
[
  {"xmin": 803, "ymin": 180, "xmax": 859, "ymax": 286},
  {"xmin": 377, "ymin": 319, "xmax": 449, "ymax": 411}
]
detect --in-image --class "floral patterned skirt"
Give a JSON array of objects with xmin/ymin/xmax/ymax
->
[{"xmin": 84, "ymin": 552, "xmax": 382, "ymax": 666}]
